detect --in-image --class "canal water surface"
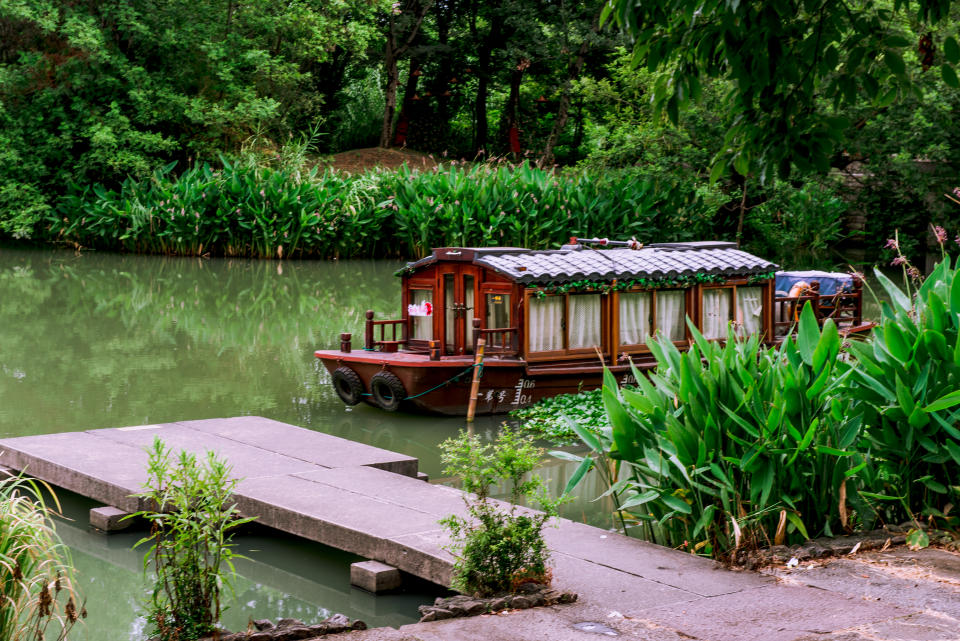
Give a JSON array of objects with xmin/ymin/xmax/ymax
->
[{"xmin": 0, "ymin": 246, "xmax": 599, "ymax": 639}]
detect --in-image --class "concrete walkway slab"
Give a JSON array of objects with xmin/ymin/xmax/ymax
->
[
  {"xmin": 180, "ymin": 417, "xmax": 418, "ymax": 477},
  {"xmin": 94, "ymin": 422, "xmax": 326, "ymax": 480}
]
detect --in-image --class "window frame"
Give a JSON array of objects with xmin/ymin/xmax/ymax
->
[
  {"xmin": 523, "ymin": 289, "xmax": 610, "ymax": 361},
  {"xmin": 698, "ymin": 280, "xmax": 771, "ymax": 341},
  {"xmin": 612, "ymin": 287, "xmax": 692, "ymax": 355},
  {"xmin": 404, "ymin": 278, "xmax": 436, "ymax": 347}
]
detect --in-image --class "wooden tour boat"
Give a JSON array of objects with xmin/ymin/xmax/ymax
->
[{"xmin": 315, "ymin": 238, "xmax": 872, "ymax": 415}]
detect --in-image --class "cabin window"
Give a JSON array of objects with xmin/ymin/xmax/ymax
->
[
  {"xmin": 485, "ymin": 293, "xmax": 511, "ymax": 328},
  {"xmin": 655, "ymin": 290, "xmax": 687, "ymax": 342},
  {"xmin": 409, "ymin": 289, "xmax": 434, "ymax": 341},
  {"xmin": 619, "ymin": 292, "xmax": 652, "ymax": 345},
  {"xmin": 702, "ymin": 288, "xmax": 734, "ymax": 339},
  {"xmin": 736, "ymin": 286, "xmax": 764, "ymax": 336},
  {"xmin": 528, "ymin": 296, "xmax": 564, "ymax": 352},
  {"xmin": 701, "ymin": 286, "xmax": 766, "ymax": 339},
  {"xmin": 568, "ymin": 294, "xmax": 602, "ymax": 349}
]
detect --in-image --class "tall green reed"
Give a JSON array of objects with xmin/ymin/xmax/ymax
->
[{"xmin": 0, "ymin": 473, "xmax": 86, "ymax": 641}]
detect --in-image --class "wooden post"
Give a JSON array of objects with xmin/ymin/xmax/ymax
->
[
  {"xmin": 340, "ymin": 333, "xmax": 352, "ymax": 353},
  {"xmin": 365, "ymin": 310, "xmax": 375, "ymax": 350},
  {"xmin": 466, "ymin": 338, "xmax": 486, "ymax": 424},
  {"xmin": 472, "ymin": 318, "xmax": 481, "ymax": 352},
  {"xmin": 429, "ymin": 339, "xmax": 441, "ymax": 361}
]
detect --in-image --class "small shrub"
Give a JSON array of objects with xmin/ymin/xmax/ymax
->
[
  {"xmin": 439, "ymin": 427, "xmax": 562, "ymax": 597},
  {"xmin": 0, "ymin": 473, "xmax": 86, "ymax": 641},
  {"xmin": 132, "ymin": 438, "xmax": 255, "ymax": 641}
]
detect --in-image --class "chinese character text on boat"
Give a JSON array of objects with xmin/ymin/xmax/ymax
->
[{"xmin": 314, "ymin": 239, "xmax": 873, "ymax": 415}]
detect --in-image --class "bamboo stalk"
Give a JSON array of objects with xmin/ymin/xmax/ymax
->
[{"xmin": 466, "ymin": 338, "xmax": 486, "ymax": 424}]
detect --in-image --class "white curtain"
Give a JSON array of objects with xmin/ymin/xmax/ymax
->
[
  {"xmin": 702, "ymin": 288, "xmax": 733, "ymax": 339},
  {"xmin": 656, "ymin": 290, "xmax": 686, "ymax": 342},
  {"xmin": 410, "ymin": 289, "xmax": 433, "ymax": 340},
  {"xmin": 736, "ymin": 286, "xmax": 764, "ymax": 336},
  {"xmin": 619, "ymin": 292, "xmax": 651, "ymax": 345},
  {"xmin": 528, "ymin": 296, "xmax": 564, "ymax": 352},
  {"xmin": 568, "ymin": 294, "xmax": 602, "ymax": 349}
]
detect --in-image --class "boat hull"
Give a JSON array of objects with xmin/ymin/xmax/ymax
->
[{"xmin": 315, "ymin": 350, "xmax": 650, "ymax": 416}]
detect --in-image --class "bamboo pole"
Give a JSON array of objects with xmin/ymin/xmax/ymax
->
[{"xmin": 466, "ymin": 338, "xmax": 486, "ymax": 424}]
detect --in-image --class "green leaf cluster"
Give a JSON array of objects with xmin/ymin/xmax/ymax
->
[
  {"xmin": 131, "ymin": 437, "xmax": 256, "ymax": 641},
  {"xmin": 560, "ymin": 257, "xmax": 960, "ymax": 558}
]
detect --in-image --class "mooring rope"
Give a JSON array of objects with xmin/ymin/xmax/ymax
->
[{"xmin": 360, "ymin": 362, "xmax": 484, "ymax": 399}]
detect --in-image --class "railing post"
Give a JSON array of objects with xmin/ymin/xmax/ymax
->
[
  {"xmin": 429, "ymin": 339, "xmax": 441, "ymax": 361},
  {"xmin": 340, "ymin": 332, "xmax": 352, "ymax": 353},
  {"xmin": 365, "ymin": 310, "xmax": 374, "ymax": 350},
  {"xmin": 472, "ymin": 318, "xmax": 481, "ymax": 353}
]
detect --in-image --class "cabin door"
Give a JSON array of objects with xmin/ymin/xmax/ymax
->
[{"xmin": 438, "ymin": 265, "xmax": 479, "ymax": 355}]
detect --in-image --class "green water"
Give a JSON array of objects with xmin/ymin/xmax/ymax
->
[{"xmin": 0, "ymin": 246, "xmax": 605, "ymax": 639}]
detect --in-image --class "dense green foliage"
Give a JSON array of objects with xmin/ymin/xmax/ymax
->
[
  {"xmin": 561, "ymin": 258, "xmax": 960, "ymax": 559},
  {"xmin": 602, "ymin": 0, "xmax": 960, "ymax": 179},
  {"xmin": 440, "ymin": 428, "xmax": 562, "ymax": 596},
  {"xmin": 133, "ymin": 438, "xmax": 254, "ymax": 641},
  {"xmin": 0, "ymin": 474, "xmax": 85, "ymax": 641},
  {"xmin": 3, "ymin": 1, "xmax": 960, "ymax": 262},
  {"xmin": 43, "ymin": 162, "xmax": 723, "ymax": 258}
]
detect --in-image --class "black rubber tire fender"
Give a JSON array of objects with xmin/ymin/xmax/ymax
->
[
  {"xmin": 331, "ymin": 367, "xmax": 364, "ymax": 406},
  {"xmin": 369, "ymin": 371, "xmax": 406, "ymax": 412}
]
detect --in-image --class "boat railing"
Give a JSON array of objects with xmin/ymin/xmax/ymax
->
[
  {"xmin": 473, "ymin": 319, "xmax": 519, "ymax": 356},
  {"xmin": 365, "ymin": 310, "xmax": 406, "ymax": 352},
  {"xmin": 773, "ymin": 289, "xmax": 864, "ymax": 337}
]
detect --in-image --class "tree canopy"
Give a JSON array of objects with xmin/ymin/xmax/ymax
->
[{"xmin": 603, "ymin": 0, "xmax": 960, "ymax": 179}]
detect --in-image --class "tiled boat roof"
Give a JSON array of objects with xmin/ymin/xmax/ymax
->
[{"xmin": 473, "ymin": 244, "xmax": 778, "ymax": 285}]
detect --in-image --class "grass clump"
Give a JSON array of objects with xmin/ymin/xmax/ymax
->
[
  {"xmin": 440, "ymin": 427, "xmax": 563, "ymax": 597},
  {"xmin": 0, "ymin": 473, "xmax": 86, "ymax": 641},
  {"xmin": 132, "ymin": 438, "xmax": 255, "ymax": 641}
]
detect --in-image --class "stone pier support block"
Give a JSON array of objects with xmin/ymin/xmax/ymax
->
[
  {"xmin": 351, "ymin": 560, "xmax": 402, "ymax": 593},
  {"xmin": 90, "ymin": 506, "xmax": 134, "ymax": 532},
  {"xmin": 417, "ymin": 471, "xmax": 429, "ymax": 482}
]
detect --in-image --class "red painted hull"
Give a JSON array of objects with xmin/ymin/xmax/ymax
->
[{"xmin": 315, "ymin": 350, "xmax": 652, "ymax": 416}]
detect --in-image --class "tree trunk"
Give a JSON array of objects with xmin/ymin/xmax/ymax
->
[
  {"xmin": 501, "ymin": 60, "xmax": 527, "ymax": 154},
  {"xmin": 380, "ymin": 43, "xmax": 399, "ymax": 148},
  {"xmin": 541, "ymin": 37, "xmax": 590, "ymax": 167},
  {"xmin": 473, "ymin": 12, "xmax": 502, "ymax": 155}
]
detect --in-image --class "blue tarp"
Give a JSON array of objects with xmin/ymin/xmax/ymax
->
[{"xmin": 775, "ymin": 271, "xmax": 853, "ymax": 296}]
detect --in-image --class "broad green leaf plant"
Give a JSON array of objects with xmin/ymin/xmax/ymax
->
[
  {"xmin": 844, "ymin": 253, "xmax": 960, "ymax": 531},
  {"xmin": 559, "ymin": 307, "xmax": 867, "ymax": 560}
]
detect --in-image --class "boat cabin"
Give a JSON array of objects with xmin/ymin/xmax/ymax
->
[{"xmin": 391, "ymin": 240, "xmax": 778, "ymax": 361}]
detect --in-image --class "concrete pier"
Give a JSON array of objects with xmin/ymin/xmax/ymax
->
[{"xmin": 2, "ymin": 417, "xmax": 954, "ymax": 640}]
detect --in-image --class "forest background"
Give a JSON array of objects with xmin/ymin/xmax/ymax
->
[{"xmin": 3, "ymin": 0, "xmax": 960, "ymax": 265}]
